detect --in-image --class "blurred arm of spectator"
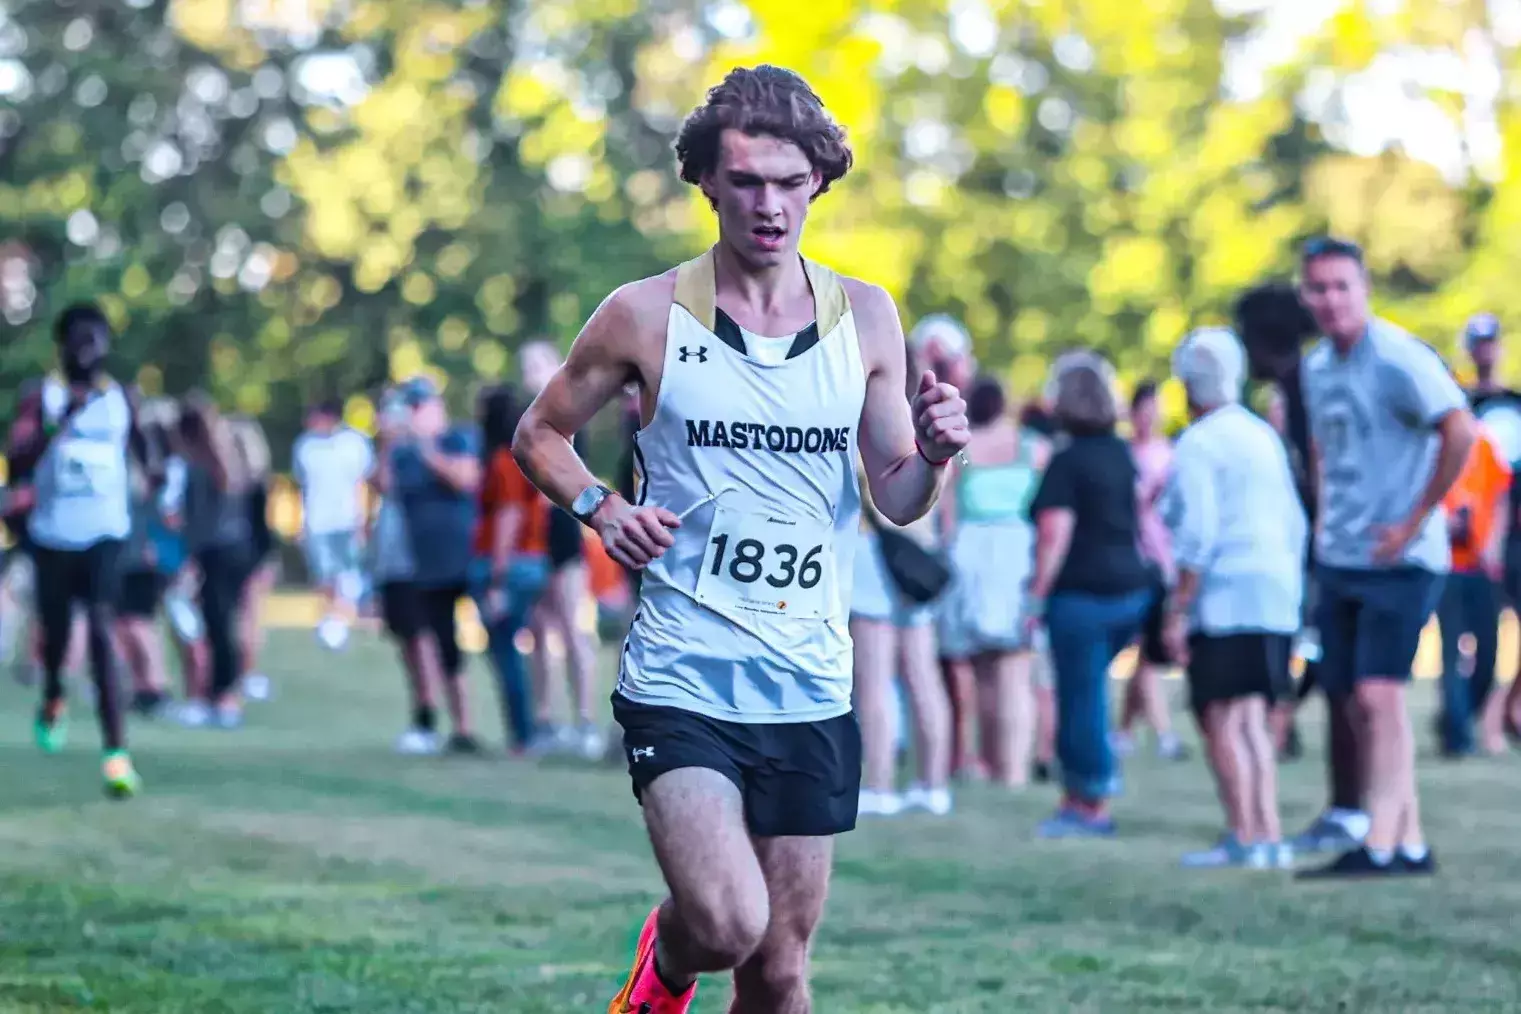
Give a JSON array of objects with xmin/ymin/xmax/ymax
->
[
  {"xmin": 1026, "ymin": 448, "xmax": 1078, "ymax": 609},
  {"xmin": 1161, "ymin": 443, "xmax": 1219, "ymax": 664},
  {"xmin": 420, "ymin": 431, "xmax": 481, "ymax": 495}
]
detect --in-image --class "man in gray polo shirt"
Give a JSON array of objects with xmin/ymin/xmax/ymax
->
[{"xmin": 1296, "ymin": 237, "xmax": 1475, "ymax": 879}]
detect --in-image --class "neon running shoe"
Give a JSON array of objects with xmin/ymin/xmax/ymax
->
[
  {"xmin": 608, "ymin": 905, "xmax": 696, "ymax": 1014},
  {"xmin": 34, "ymin": 703, "xmax": 67, "ymax": 753},
  {"xmin": 102, "ymin": 750, "xmax": 141, "ymax": 799}
]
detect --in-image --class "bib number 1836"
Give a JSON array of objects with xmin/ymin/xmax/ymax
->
[
  {"xmin": 708, "ymin": 534, "xmax": 823, "ymax": 591},
  {"xmin": 694, "ymin": 506, "xmax": 832, "ymax": 619}
]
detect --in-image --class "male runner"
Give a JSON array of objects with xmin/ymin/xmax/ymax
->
[
  {"xmin": 1295, "ymin": 238, "xmax": 1474, "ymax": 879},
  {"xmin": 11, "ymin": 304, "xmax": 144, "ymax": 797},
  {"xmin": 513, "ymin": 65, "xmax": 970, "ymax": 1013}
]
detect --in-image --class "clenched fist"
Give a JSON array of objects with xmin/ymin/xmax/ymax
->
[
  {"xmin": 911, "ymin": 370, "xmax": 971, "ymax": 465},
  {"xmin": 593, "ymin": 498, "xmax": 682, "ymax": 571}
]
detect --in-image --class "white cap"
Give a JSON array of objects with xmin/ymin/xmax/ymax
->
[
  {"xmin": 1172, "ymin": 326, "xmax": 1247, "ymax": 408},
  {"xmin": 908, "ymin": 314, "xmax": 972, "ymax": 361}
]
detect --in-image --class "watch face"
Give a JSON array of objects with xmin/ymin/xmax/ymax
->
[
  {"xmin": 572, "ymin": 486, "xmax": 603, "ymax": 518},
  {"xmin": 1479, "ymin": 398, "xmax": 1521, "ymax": 464}
]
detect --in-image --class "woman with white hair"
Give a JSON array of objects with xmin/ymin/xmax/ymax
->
[
  {"xmin": 909, "ymin": 315, "xmax": 983, "ymax": 778},
  {"xmin": 1162, "ymin": 327, "xmax": 1306, "ymax": 869},
  {"xmin": 1026, "ymin": 351, "xmax": 1152, "ymax": 838}
]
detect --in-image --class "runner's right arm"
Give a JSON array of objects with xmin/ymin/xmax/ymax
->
[{"xmin": 513, "ymin": 280, "xmax": 680, "ymax": 570}]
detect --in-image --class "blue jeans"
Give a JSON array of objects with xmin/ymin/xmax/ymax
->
[
  {"xmin": 1435, "ymin": 569, "xmax": 1500, "ymax": 753},
  {"xmin": 1046, "ymin": 589, "xmax": 1151, "ymax": 802},
  {"xmin": 468, "ymin": 555, "xmax": 550, "ymax": 749}
]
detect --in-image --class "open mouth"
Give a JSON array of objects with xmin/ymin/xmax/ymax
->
[{"xmin": 752, "ymin": 224, "xmax": 785, "ymax": 244}]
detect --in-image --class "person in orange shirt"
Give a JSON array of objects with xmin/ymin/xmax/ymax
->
[
  {"xmin": 470, "ymin": 384, "xmax": 552, "ymax": 753},
  {"xmin": 1434, "ymin": 422, "xmax": 1512, "ymax": 756}
]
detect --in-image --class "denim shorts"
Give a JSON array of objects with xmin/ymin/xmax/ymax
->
[
  {"xmin": 304, "ymin": 530, "xmax": 360, "ymax": 586},
  {"xmin": 1314, "ymin": 565, "xmax": 1443, "ymax": 698}
]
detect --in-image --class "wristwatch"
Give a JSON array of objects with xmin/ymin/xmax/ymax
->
[{"xmin": 571, "ymin": 483, "xmax": 615, "ymax": 525}]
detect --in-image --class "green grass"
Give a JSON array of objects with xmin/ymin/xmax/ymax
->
[{"xmin": 2, "ymin": 630, "xmax": 1520, "ymax": 1012}]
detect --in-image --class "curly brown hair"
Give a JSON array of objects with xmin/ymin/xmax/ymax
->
[{"xmin": 675, "ymin": 65, "xmax": 853, "ymax": 198}]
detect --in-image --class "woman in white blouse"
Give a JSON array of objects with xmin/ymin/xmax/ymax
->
[{"xmin": 1162, "ymin": 327, "xmax": 1307, "ymax": 870}]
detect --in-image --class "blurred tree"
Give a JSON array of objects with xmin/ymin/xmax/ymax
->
[{"xmin": 2, "ymin": 0, "xmax": 1515, "ymax": 456}]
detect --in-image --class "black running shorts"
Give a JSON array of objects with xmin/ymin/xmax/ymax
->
[
  {"xmin": 117, "ymin": 570, "xmax": 165, "ymax": 619},
  {"xmin": 1137, "ymin": 568, "xmax": 1171, "ymax": 666},
  {"xmin": 1185, "ymin": 631, "xmax": 1293, "ymax": 717},
  {"xmin": 612, "ymin": 693, "xmax": 862, "ymax": 838}
]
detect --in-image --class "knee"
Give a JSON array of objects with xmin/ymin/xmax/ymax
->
[
  {"xmin": 734, "ymin": 929, "xmax": 811, "ymax": 1004},
  {"xmin": 678, "ymin": 887, "xmax": 769, "ymax": 970}
]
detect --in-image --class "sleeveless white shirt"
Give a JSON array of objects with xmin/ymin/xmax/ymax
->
[
  {"xmin": 618, "ymin": 250, "xmax": 867, "ymax": 723},
  {"xmin": 29, "ymin": 377, "xmax": 133, "ymax": 550}
]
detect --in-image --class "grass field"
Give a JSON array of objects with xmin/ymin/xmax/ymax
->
[{"xmin": 3, "ymin": 628, "xmax": 1521, "ymax": 1013}]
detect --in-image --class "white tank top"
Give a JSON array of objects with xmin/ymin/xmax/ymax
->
[
  {"xmin": 29, "ymin": 377, "xmax": 133, "ymax": 550},
  {"xmin": 618, "ymin": 250, "xmax": 867, "ymax": 723}
]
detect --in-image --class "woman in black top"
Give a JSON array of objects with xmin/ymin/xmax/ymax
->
[
  {"xmin": 229, "ymin": 417, "xmax": 277, "ymax": 702},
  {"xmin": 1026, "ymin": 352, "xmax": 1151, "ymax": 837},
  {"xmin": 178, "ymin": 395, "xmax": 255, "ymax": 727}
]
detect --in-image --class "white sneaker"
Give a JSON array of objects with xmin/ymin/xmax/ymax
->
[
  {"xmin": 174, "ymin": 700, "xmax": 211, "ymax": 727},
  {"xmin": 858, "ymin": 789, "xmax": 905, "ymax": 817},
  {"xmin": 577, "ymin": 724, "xmax": 607, "ymax": 761},
  {"xmin": 395, "ymin": 727, "xmax": 441, "ymax": 755},
  {"xmin": 243, "ymin": 673, "xmax": 272, "ymax": 701},
  {"xmin": 1269, "ymin": 841, "xmax": 1295, "ymax": 870},
  {"xmin": 903, "ymin": 784, "xmax": 954, "ymax": 816},
  {"xmin": 316, "ymin": 617, "xmax": 350, "ymax": 651}
]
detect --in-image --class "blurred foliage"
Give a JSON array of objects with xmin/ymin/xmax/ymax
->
[{"xmin": 1, "ymin": 0, "xmax": 1517, "ymax": 450}]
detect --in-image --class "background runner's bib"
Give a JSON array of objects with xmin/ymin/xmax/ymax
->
[
  {"xmin": 56, "ymin": 441, "xmax": 120, "ymax": 497},
  {"xmin": 29, "ymin": 379, "xmax": 132, "ymax": 551},
  {"xmin": 619, "ymin": 251, "xmax": 866, "ymax": 724}
]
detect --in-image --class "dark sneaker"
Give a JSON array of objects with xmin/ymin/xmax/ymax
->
[
  {"xmin": 1036, "ymin": 808, "xmax": 1116, "ymax": 839},
  {"xmin": 1032, "ymin": 761, "xmax": 1052, "ymax": 784},
  {"xmin": 1398, "ymin": 848, "xmax": 1437, "ymax": 876},
  {"xmin": 1289, "ymin": 814, "xmax": 1363, "ymax": 854},
  {"xmin": 1295, "ymin": 846, "xmax": 1404, "ymax": 880},
  {"xmin": 447, "ymin": 733, "xmax": 483, "ymax": 755}
]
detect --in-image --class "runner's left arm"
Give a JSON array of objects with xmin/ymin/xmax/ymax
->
[{"xmin": 851, "ymin": 281, "xmax": 969, "ymax": 527}]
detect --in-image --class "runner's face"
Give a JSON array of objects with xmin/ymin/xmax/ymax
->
[
  {"xmin": 61, "ymin": 328, "xmax": 108, "ymax": 380},
  {"xmin": 1299, "ymin": 255, "xmax": 1369, "ymax": 344},
  {"xmin": 705, "ymin": 130, "xmax": 820, "ymax": 268}
]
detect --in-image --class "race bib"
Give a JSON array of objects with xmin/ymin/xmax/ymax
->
[
  {"xmin": 694, "ymin": 504, "xmax": 833, "ymax": 619},
  {"xmin": 56, "ymin": 443, "xmax": 116, "ymax": 497}
]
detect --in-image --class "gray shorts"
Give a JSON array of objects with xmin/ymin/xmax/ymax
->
[
  {"xmin": 305, "ymin": 530, "xmax": 360, "ymax": 587},
  {"xmin": 850, "ymin": 532, "xmax": 934, "ymax": 629}
]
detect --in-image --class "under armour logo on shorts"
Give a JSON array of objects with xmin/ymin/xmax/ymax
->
[
  {"xmin": 678, "ymin": 346, "xmax": 708, "ymax": 364},
  {"xmin": 630, "ymin": 746, "xmax": 656, "ymax": 762}
]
